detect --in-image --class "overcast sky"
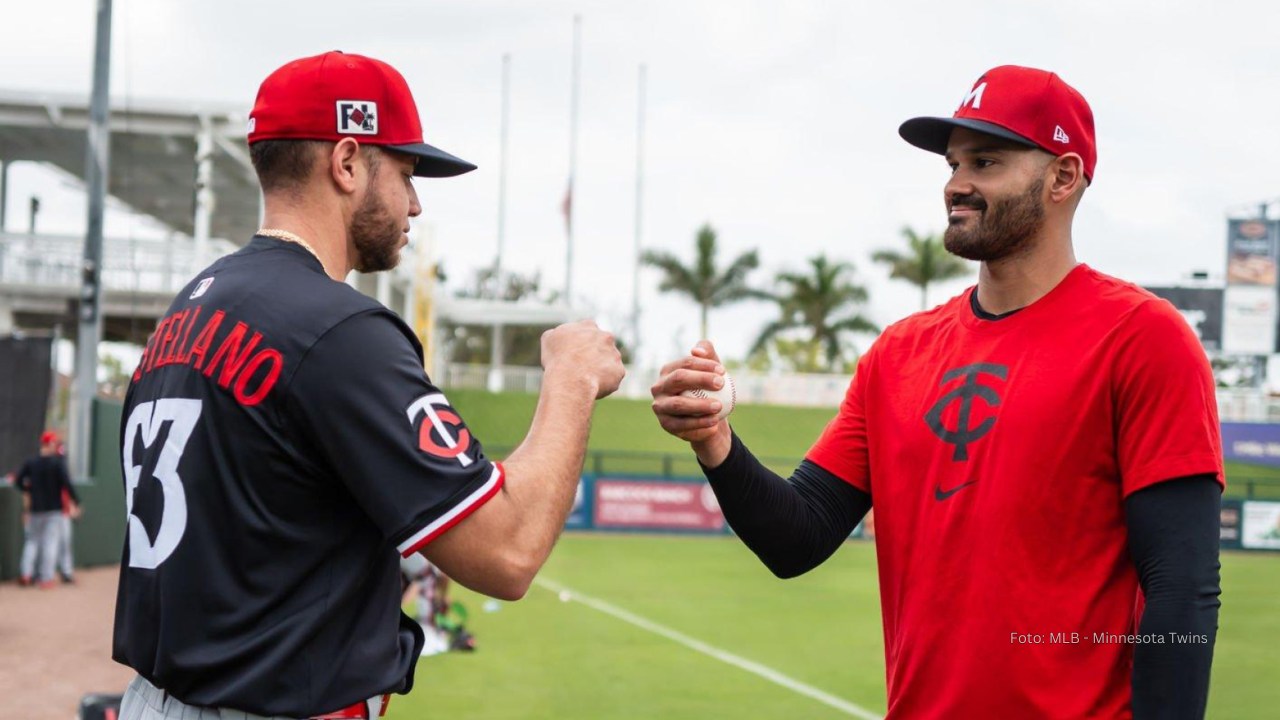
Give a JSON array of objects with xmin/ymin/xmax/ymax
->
[{"xmin": 4, "ymin": 0, "xmax": 1279, "ymax": 367}]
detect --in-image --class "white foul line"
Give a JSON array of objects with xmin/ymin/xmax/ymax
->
[{"xmin": 534, "ymin": 577, "xmax": 883, "ymax": 720}]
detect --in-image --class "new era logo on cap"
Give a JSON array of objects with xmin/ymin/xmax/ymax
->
[
  {"xmin": 336, "ymin": 100, "xmax": 378, "ymax": 135},
  {"xmin": 899, "ymin": 65, "xmax": 1097, "ymax": 182}
]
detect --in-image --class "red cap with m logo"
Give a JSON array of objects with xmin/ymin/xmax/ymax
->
[{"xmin": 899, "ymin": 65, "xmax": 1096, "ymax": 182}]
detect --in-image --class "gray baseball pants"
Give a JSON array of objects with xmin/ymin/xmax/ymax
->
[
  {"xmin": 19, "ymin": 511, "xmax": 59, "ymax": 581},
  {"xmin": 119, "ymin": 675, "xmax": 386, "ymax": 720}
]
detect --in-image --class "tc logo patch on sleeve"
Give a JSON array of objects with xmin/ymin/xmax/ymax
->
[{"xmin": 406, "ymin": 393, "xmax": 473, "ymax": 467}]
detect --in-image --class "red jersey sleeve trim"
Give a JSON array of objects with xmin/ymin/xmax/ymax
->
[
  {"xmin": 397, "ymin": 462, "xmax": 505, "ymax": 557},
  {"xmin": 1121, "ymin": 453, "xmax": 1224, "ymax": 498},
  {"xmin": 804, "ymin": 452, "xmax": 869, "ymax": 493}
]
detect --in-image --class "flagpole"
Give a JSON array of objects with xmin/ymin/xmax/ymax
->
[
  {"xmin": 631, "ymin": 63, "xmax": 647, "ymax": 359},
  {"xmin": 73, "ymin": 0, "xmax": 112, "ymax": 479},
  {"xmin": 489, "ymin": 52, "xmax": 511, "ymax": 392},
  {"xmin": 496, "ymin": 53, "xmax": 510, "ymax": 288},
  {"xmin": 565, "ymin": 14, "xmax": 581, "ymax": 306}
]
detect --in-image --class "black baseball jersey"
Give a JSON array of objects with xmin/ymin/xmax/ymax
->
[
  {"xmin": 112, "ymin": 236, "xmax": 504, "ymax": 717},
  {"xmin": 15, "ymin": 455, "xmax": 78, "ymax": 513}
]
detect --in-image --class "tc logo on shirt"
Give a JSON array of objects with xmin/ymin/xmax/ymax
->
[
  {"xmin": 406, "ymin": 393, "xmax": 473, "ymax": 467},
  {"xmin": 923, "ymin": 363, "xmax": 1008, "ymax": 461}
]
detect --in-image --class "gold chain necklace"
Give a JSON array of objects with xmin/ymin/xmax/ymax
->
[{"xmin": 257, "ymin": 228, "xmax": 322, "ymax": 264}]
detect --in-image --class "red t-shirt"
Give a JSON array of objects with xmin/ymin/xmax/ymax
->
[{"xmin": 807, "ymin": 264, "xmax": 1223, "ymax": 720}]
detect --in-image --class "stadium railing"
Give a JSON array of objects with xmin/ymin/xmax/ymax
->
[
  {"xmin": 0, "ymin": 230, "xmax": 238, "ymax": 295},
  {"xmin": 1230, "ymin": 477, "xmax": 1280, "ymax": 500}
]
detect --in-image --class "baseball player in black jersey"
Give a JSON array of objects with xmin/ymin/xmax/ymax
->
[{"xmin": 114, "ymin": 51, "xmax": 625, "ymax": 720}]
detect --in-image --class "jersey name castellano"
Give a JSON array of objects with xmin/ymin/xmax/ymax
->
[{"xmin": 113, "ymin": 237, "xmax": 503, "ymax": 717}]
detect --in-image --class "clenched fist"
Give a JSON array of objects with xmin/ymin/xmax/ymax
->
[
  {"xmin": 650, "ymin": 340, "xmax": 733, "ymax": 467},
  {"xmin": 541, "ymin": 320, "xmax": 626, "ymax": 399}
]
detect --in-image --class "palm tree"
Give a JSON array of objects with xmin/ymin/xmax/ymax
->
[
  {"xmin": 750, "ymin": 254, "xmax": 879, "ymax": 372},
  {"xmin": 872, "ymin": 226, "xmax": 971, "ymax": 310},
  {"xmin": 642, "ymin": 223, "xmax": 761, "ymax": 339}
]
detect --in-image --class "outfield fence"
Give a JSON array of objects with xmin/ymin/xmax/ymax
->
[
  {"xmin": 7, "ymin": 405, "xmax": 1279, "ymax": 581},
  {"xmin": 445, "ymin": 364, "xmax": 1280, "ymax": 420},
  {"xmin": 489, "ymin": 446, "xmax": 1280, "ymax": 552},
  {"xmin": 444, "ymin": 364, "xmax": 853, "ymax": 407},
  {"xmin": 1231, "ymin": 478, "xmax": 1280, "ymax": 500},
  {"xmin": 485, "ymin": 446, "xmax": 802, "ymax": 480},
  {"xmin": 485, "ymin": 445, "xmax": 1280, "ymax": 498}
]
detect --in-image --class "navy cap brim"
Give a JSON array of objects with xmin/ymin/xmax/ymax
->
[
  {"xmin": 898, "ymin": 117, "xmax": 1037, "ymax": 155},
  {"xmin": 385, "ymin": 141, "xmax": 477, "ymax": 178}
]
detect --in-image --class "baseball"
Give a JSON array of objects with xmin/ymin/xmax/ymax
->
[
  {"xmin": 681, "ymin": 373, "xmax": 736, "ymax": 421},
  {"xmin": 559, "ymin": 590, "xmax": 573, "ymax": 603}
]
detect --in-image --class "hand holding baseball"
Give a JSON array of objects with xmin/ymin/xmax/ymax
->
[
  {"xmin": 541, "ymin": 319, "xmax": 626, "ymax": 399},
  {"xmin": 650, "ymin": 340, "xmax": 734, "ymax": 466}
]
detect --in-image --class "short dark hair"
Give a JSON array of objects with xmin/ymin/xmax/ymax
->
[
  {"xmin": 251, "ymin": 140, "xmax": 385, "ymax": 194},
  {"xmin": 249, "ymin": 140, "xmax": 330, "ymax": 194}
]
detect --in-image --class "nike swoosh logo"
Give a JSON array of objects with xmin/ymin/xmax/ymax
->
[{"xmin": 934, "ymin": 480, "xmax": 978, "ymax": 501}]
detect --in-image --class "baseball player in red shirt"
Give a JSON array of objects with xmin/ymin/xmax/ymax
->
[{"xmin": 652, "ymin": 65, "xmax": 1223, "ymax": 719}]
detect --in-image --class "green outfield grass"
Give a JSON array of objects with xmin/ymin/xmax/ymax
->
[
  {"xmin": 392, "ymin": 535, "xmax": 1279, "ymax": 719},
  {"xmin": 1212, "ymin": 550, "xmax": 1280, "ymax": 718},
  {"xmin": 401, "ymin": 390, "xmax": 1280, "ymax": 718},
  {"xmin": 447, "ymin": 388, "xmax": 838, "ymax": 476},
  {"xmin": 1224, "ymin": 461, "xmax": 1280, "ymax": 499},
  {"xmin": 448, "ymin": 388, "xmax": 837, "ymax": 456}
]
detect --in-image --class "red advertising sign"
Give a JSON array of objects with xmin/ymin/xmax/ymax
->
[{"xmin": 593, "ymin": 479, "xmax": 725, "ymax": 531}]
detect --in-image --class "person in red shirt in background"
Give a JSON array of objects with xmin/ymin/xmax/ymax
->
[{"xmin": 651, "ymin": 66, "xmax": 1222, "ymax": 719}]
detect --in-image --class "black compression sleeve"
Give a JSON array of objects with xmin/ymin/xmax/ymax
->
[
  {"xmin": 1125, "ymin": 475, "xmax": 1221, "ymax": 720},
  {"xmin": 699, "ymin": 433, "xmax": 872, "ymax": 578}
]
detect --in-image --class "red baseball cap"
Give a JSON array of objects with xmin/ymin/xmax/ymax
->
[
  {"xmin": 248, "ymin": 51, "xmax": 476, "ymax": 178},
  {"xmin": 40, "ymin": 430, "xmax": 58, "ymax": 445},
  {"xmin": 899, "ymin": 65, "xmax": 1096, "ymax": 182}
]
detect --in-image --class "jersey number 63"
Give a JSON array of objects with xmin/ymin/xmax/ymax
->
[{"xmin": 122, "ymin": 399, "xmax": 203, "ymax": 570}]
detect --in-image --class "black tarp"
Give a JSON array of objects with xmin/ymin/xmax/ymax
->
[{"xmin": 0, "ymin": 335, "xmax": 54, "ymax": 474}]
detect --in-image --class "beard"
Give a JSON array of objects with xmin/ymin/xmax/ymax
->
[
  {"xmin": 943, "ymin": 178, "xmax": 1045, "ymax": 262},
  {"xmin": 350, "ymin": 189, "xmax": 404, "ymax": 273}
]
